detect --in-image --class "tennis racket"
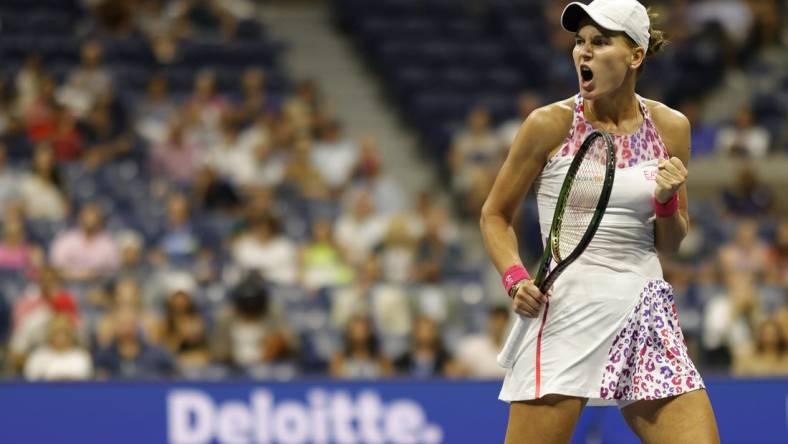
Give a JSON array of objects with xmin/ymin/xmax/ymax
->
[{"xmin": 497, "ymin": 130, "xmax": 616, "ymax": 369}]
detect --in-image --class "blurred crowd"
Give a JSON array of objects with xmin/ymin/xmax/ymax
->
[
  {"xmin": 0, "ymin": 0, "xmax": 511, "ymax": 382},
  {"xmin": 0, "ymin": 0, "xmax": 785, "ymax": 382}
]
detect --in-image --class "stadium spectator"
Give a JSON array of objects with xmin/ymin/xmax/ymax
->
[
  {"xmin": 377, "ymin": 215, "xmax": 417, "ymax": 285},
  {"xmin": 8, "ymin": 267, "xmax": 79, "ymax": 373},
  {"xmin": 13, "ymin": 54, "xmax": 44, "ymax": 119},
  {"xmin": 135, "ymin": 74, "xmax": 179, "ymax": 146},
  {"xmin": 182, "ymin": 69, "xmax": 228, "ymax": 146},
  {"xmin": 679, "ymin": 99, "xmax": 718, "ymax": 158},
  {"xmin": 232, "ymin": 213, "xmax": 298, "ymax": 285},
  {"xmin": 498, "ymin": 92, "xmax": 542, "ymax": 148},
  {"xmin": 330, "ymin": 315, "xmax": 393, "ymax": 379},
  {"xmin": 412, "ymin": 208, "xmax": 463, "ymax": 283},
  {"xmin": 284, "ymin": 136, "xmax": 329, "ymax": 200},
  {"xmin": 23, "ymin": 315, "xmax": 92, "ymax": 381},
  {"xmin": 233, "ymin": 67, "xmax": 269, "ymax": 127},
  {"xmin": 352, "ymin": 136, "xmax": 408, "ymax": 215},
  {"xmin": 334, "ymin": 188, "xmax": 390, "ymax": 265},
  {"xmin": 767, "ymin": 220, "xmax": 788, "ymax": 285},
  {"xmin": 193, "ymin": 166, "xmax": 242, "ymax": 212},
  {"xmin": 58, "ymin": 40, "xmax": 113, "ymax": 118},
  {"xmin": 0, "ymin": 145, "xmax": 20, "ymax": 215},
  {"xmin": 733, "ymin": 319, "xmax": 788, "ymax": 376},
  {"xmin": 79, "ymin": 90, "xmax": 133, "ymax": 170},
  {"xmin": 115, "ymin": 230, "xmax": 147, "ymax": 282},
  {"xmin": 449, "ymin": 107, "xmax": 502, "ymax": 217},
  {"xmin": 721, "ymin": 162, "xmax": 774, "ymax": 217},
  {"xmin": 94, "ymin": 308, "xmax": 177, "ymax": 379},
  {"xmin": 23, "ymin": 75, "xmax": 58, "ymax": 144},
  {"xmin": 19, "ymin": 145, "xmax": 67, "ymax": 222},
  {"xmin": 151, "ymin": 119, "xmax": 200, "ymax": 186},
  {"xmin": 237, "ymin": 137, "xmax": 287, "ymax": 188},
  {"xmin": 702, "ymin": 273, "xmax": 762, "ymax": 369},
  {"xmin": 212, "ymin": 274, "xmax": 296, "ymax": 372},
  {"xmin": 718, "ymin": 219, "xmax": 772, "ymax": 279},
  {"xmin": 454, "ymin": 306, "xmax": 509, "ymax": 379},
  {"xmin": 716, "ymin": 105, "xmax": 771, "ymax": 157},
  {"xmin": 155, "ymin": 193, "xmax": 199, "ymax": 266},
  {"xmin": 394, "ymin": 316, "xmax": 459, "ymax": 378},
  {"xmin": 0, "ymin": 214, "xmax": 42, "ymax": 273},
  {"xmin": 50, "ymin": 109, "xmax": 84, "ymax": 162},
  {"xmin": 311, "ymin": 120, "xmax": 359, "ymax": 190},
  {"xmin": 94, "ymin": 278, "xmax": 158, "ymax": 349},
  {"xmin": 203, "ymin": 114, "xmax": 254, "ymax": 185},
  {"xmin": 50, "ymin": 203, "xmax": 120, "ymax": 282},
  {"xmin": 153, "ymin": 281, "xmax": 205, "ymax": 356},
  {"xmin": 300, "ymin": 219, "xmax": 354, "ymax": 291}
]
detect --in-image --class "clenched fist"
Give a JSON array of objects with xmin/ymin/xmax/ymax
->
[
  {"xmin": 511, "ymin": 280, "xmax": 549, "ymax": 318},
  {"xmin": 654, "ymin": 156, "xmax": 687, "ymax": 204}
]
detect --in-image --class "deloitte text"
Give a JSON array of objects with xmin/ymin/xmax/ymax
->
[{"xmin": 168, "ymin": 388, "xmax": 444, "ymax": 444}]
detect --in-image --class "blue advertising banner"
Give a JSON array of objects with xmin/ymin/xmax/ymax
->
[{"xmin": 0, "ymin": 378, "xmax": 784, "ymax": 443}]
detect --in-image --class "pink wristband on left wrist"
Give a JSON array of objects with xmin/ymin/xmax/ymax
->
[
  {"xmin": 653, "ymin": 194, "xmax": 679, "ymax": 218},
  {"xmin": 503, "ymin": 264, "xmax": 530, "ymax": 295}
]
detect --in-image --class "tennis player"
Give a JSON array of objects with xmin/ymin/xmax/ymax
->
[{"xmin": 479, "ymin": 1, "xmax": 720, "ymax": 442}]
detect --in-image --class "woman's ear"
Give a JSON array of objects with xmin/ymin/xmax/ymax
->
[{"xmin": 630, "ymin": 46, "xmax": 646, "ymax": 70}]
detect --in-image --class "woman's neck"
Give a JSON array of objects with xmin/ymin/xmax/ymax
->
[{"xmin": 584, "ymin": 82, "xmax": 641, "ymax": 131}]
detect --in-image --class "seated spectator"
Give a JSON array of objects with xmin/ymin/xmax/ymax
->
[
  {"xmin": 212, "ymin": 274, "xmax": 295, "ymax": 371},
  {"xmin": 19, "ymin": 144, "xmax": 67, "ymax": 221},
  {"xmin": 174, "ymin": 0, "xmax": 238, "ymax": 40},
  {"xmin": 24, "ymin": 75, "xmax": 58, "ymax": 143},
  {"xmin": 50, "ymin": 108, "xmax": 84, "ymax": 162},
  {"xmin": 151, "ymin": 118, "xmax": 200, "ymax": 186},
  {"xmin": 311, "ymin": 120, "xmax": 358, "ymax": 190},
  {"xmin": 284, "ymin": 136, "xmax": 329, "ymax": 200},
  {"xmin": 702, "ymin": 273, "xmax": 761, "ymax": 369},
  {"xmin": 94, "ymin": 308, "xmax": 177, "ymax": 379},
  {"xmin": 237, "ymin": 138, "xmax": 287, "ymax": 189},
  {"xmin": 767, "ymin": 220, "xmax": 788, "ymax": 285},
  {"xmin": 194, "ymin": 166, "xmax": 242, "ymax": 213},
  {"xmin": 413, "ymin": 208, "xmax": 463, "ymax": 283},
  {"xmin": 352, "ymin": 136, "xmax": 408, "ymax": 215},
  {"xmin": 300, "ymin": 219, "xmax": 354, "ymax": 290},
  {"xmin": 135, "ymin": 74, "xmax": 178, "ymax": 146},
  {"xmin": 679, "ymin": 99, "xmax": 717, "ymax": 158},
  {"xmin": 94, "ymin": 278, "xmax": 158, "ymax": 349},
  {"xmin": 330, "ymin": 315, "xmax": 393, "ymax": 379},
  {"xmin": 0, "ymin": 145, "xmax": 20, "ymax": 214},
  {"xmin": 232, "ymin": 213, "xmax": 298, "ymax": 285},
  {"xmin": 719, "ymin": 219, "xmax": 771, "ymax": 279},
  {"xmin": 78, "ymin": 90, "xmax": 133, "ymax": 170},
  {"xmin": 182, "ymin": 69, "xmax": 228, "ymax": 144},
  {"xmin": 233, "ymin": 67, "xmax": 270, "ymax": 128},
  {"xmin": 498, "ymin": 92, "xmax": 541, "ymax": 148},
  {"xmin": 8, "ymin": 267, "xmax": 79, "ymax": 373},
  {"xmin": 14, "ymin": 54, "xmax": 44, "ymax": 118},
  {"xmin": 721, "ymin": 162, "xmax": 774, "ymax": 217},
  {"xmin": 24, "ymin": 315, "xmax": 92, "ymax": 381},
  {"xmin": 203, "ymin": 113, "xmax": 254, "ymax": 185},
  {"xmin": 716, "ymin": 105, "xmax": 771, "ymax": 157},
  {"xmin": 0, "ymin": 213, "xmax": 42, "ymax": 273},
  {"xmin": 394, "ymin": 316, "xmax": 459, "ymax": 379},
  {"xmin": 454, "ymin": 306, "xmax": 510, "ymax": 379},
  {"xmin": 449, "ymin": 107, "xmax": 502, "ymax": 217},
  {"xmin": 334, "ymin": 188, "xmax": 390, "ymax": 265},
  {"xmin": 733, "ymin": 319, "xmax": 788, "ymax": 376},
  {"xmin": 57, "ymin": 40, "xmax": 113, "ymax": 118},
  {"xmin": 115, "ymin": 230, "xmax": 148, "ymax": 281},
  {"xmin": 377, "ymin": 215, "xmax": 417, "ymax": 284},
  {"xmin": 155, "ymin": 193, "xmax": 199, "ymax": 266},
  {"xmin": 50, "ymin": 203, "xmax": 120, "ymax": 282}
]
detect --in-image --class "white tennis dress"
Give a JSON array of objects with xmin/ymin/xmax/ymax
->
[{"xmin": 499, "ymin": 95, "xmax": 704, "ymax": 406}]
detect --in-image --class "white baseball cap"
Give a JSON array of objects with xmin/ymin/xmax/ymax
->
[{"xmin": 561, "ymin": 0, "xmax": 650, "ymax": 50}]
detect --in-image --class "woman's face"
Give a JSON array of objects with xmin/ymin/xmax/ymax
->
[{"xmin": 572, "ymin": 21, "xmax": 642, "ymax": 99}]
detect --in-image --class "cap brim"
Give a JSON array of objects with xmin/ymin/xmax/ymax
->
[{"xmin": 561, "ymin": 2, "xmax": 627, "ymax": 34}]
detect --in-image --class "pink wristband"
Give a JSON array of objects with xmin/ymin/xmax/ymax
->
[
  {"xmin": 653, "ymin": 194, "xmax": 679, "ymax": 218},
  {"xmin": 503, "ymin": 264, "xmax": 531, "ymax": 295}
]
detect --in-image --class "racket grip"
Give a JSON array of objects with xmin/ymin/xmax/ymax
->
[{"xmin": 496, "ymin": 314, "xmax": 529, "ymax": 368}]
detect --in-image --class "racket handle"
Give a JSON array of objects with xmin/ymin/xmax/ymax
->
[{"xmin": 496, "ymin": 314, "xmax": 529, "ymax": 368}]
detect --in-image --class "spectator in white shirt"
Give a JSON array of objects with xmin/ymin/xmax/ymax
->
[
  {"xmin": 716, "ymin": 105, "xmax": 771, "ymax": 157},
  {"xmin": 334, "ymin": 188, "xmax": 390, "ymax": 265},
  {"xmin": 232, "ymin": 213, "xmax": 299, "ymax": 285},
  {"xmin": 57, "ymin": 40, "xmax": 113, "ymax": 118},
  {"xmin": 454, "ymin": 306, "xmax": 510, "ymax": 379},
  {"xmin": 24, "ymin": 315, "xmax": 92, "ymax": 381},
  {"xmin": 311, "ymin": 121, "xmax": 358, "ymax": 189},
  {"xmin": 19, "ymin": 144, "xmax": 67, "ymax": 221}
]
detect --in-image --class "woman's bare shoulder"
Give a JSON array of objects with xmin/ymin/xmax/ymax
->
[{"xmin": 512, "ymin": 97, "xmax": 576, "ymax": 158}]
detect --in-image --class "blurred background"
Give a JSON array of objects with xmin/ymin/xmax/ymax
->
[{"xmin": 0, "ymin": 0, "xmax": 785, "ymax": 440}]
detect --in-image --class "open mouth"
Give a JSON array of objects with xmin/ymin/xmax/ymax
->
[{"xmin": 580, "ymin": 65, "xmax": 594, "ymax": 82}]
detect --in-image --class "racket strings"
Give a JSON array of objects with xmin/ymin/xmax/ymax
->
[{"xmin": 554, "ymin": 138, "xmax": 609, "ymax": 261}]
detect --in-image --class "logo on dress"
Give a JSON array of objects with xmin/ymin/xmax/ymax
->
[{"xmin": 643, "ymin": 169, "xmax": 658, "ymax": 181}]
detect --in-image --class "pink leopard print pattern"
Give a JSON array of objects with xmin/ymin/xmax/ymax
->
[
  {"xmin": 549, "ymin": 95, "xmax": 669, "ymax": 169},
  {"xmin": 600, "ymin": 280, "xmax": 704, "ymax": 401}
]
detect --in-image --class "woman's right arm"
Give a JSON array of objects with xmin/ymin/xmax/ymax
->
[{"xmin": 479, "ymin": 102, "xmax": 572, "ymax": 316}]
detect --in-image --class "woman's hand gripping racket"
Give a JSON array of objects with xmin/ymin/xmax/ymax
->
[{"xmin": 497, "ymin": 131, "xmax": 616, "ymax": 368}]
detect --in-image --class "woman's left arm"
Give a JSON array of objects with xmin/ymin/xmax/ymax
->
[{"xmin": 653, "ymin": 106, "xmax": 691, "ymax": 255}]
